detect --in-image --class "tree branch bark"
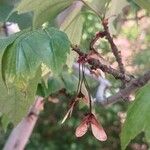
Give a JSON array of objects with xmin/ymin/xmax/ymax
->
[
  {"xmin": 87, "ymin": 58, "xmax": 132, "ymax": 82},
  {"xmin": 101, "ymin": 71, "xmax": 150, "ymax": 106},
  {"xmin": 102, "ymin": 20, "xmax": 126, "ymax": 79},
  {"xmin": 102, "ymin": 20, "xmax": 128, "ymax": 88},
  {"xmin": 71, "ymin": 45, "xmax": 132, "ymax": 82},
  {"xmin": 3, "ymin": 96, "xmax": 44, "ymax": 150},
  {"xmin": 71, "ymin": 45, "xmax": 150, "ymax": 106}
]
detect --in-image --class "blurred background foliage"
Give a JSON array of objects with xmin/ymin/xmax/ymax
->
[{"xmin": 0, "ymin": 0, "xmax": 150, "ymax": 149}]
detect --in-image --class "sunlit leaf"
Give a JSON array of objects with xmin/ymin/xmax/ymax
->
[
  {"xmin": 14, "ymin": 0, "xmax": 74, "ymax": 28},
  {"xmin": 133, "ymin": 0, "xmax": 150, "ymax": 12},
  {"xmin": 89, "ymin": 0, "xmax": 111, "ymax": 15},
  {"xmin": 66, "ymin": 14, "xmax": 84, "ymax": 68},
  {"xmin": 57, "ymin": 1, "xmax": 84, "ymax": 68},
  {"xmin": 106, "ymin": 0, "xmax": 129, "ymax": 35},
  {"xmin": 58, "ymin": 1, "xmax": 83, "ymax": 43}
]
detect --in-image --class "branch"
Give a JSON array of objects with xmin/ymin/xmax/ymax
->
[
  {"xmin": 3, "ymin": 96, "xmax": 44, "ymax": 150},
  {"xmin": 90, "ymin": 31, "xmax": 106, "ymax": 51},
  {"xmin": 102, "ymin": 20, "xmax": 126, "ymax": 83},
  {"xmin": 87, "ymin": 58, "xmax": 132, "ymax": 82},
  {"xmin": 71, "ymin": 45, "xmax": 150, "ymax": 106},
  {"xmin": 120, "ymin": 15, "xmax": 146, "ymax": 22},
  {"xmin": 101, "ymin": 71, "xmax": 150, "ymax": 106},
  {"xmin": 71, "ymin": 44, "xmax": 87, "ymax": 57},
  {"xmin": 73, "ymin": 62, "xmax": 101, "ymax": 81},
  {"xmin": 71, "ymin": 45, "xmax": 132, "ymax": 83}
]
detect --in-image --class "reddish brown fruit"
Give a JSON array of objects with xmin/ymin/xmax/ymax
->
[{"xmin": 75, "ymin": 113, "xmax": 107, "ymax": 141}]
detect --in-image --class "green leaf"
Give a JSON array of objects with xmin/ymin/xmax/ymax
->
[
  {"xmin": 106, "ymin": 0, "xmax": 129, "ymax": 35},
  {"xmin": 60, "ymin": 14, "xmax": 84, "ymax": 45},
  {"xmin": 37, "ymin": 76, "xmax": 64, "ymax": 97},
  {"xmin": 121, "ymin": 84, "xmax": 150, "ymax": 150},
  {"xmin": 64, "ymin": 14, "xmax": 84, "ymax": 68},
  {"xmin": 37, "ymin": 71, "xmax": 78, "ymax": 97},
  {"xmin": 1, "ymin": 27, "xmax": 70, "ymax": 88},
  {"xmin": 57, "ymin": 2, "xmax": 84, "ymax": 68},
  {"xmin": 58, "ymin": 1, "xmax": 83, "ymax": 45},
  {"xmin": 8, "ymin": 12, "xmax": 33, "ymax": 30},
  {"xmin": 1, "ymin": 114, "xmax": 11, "ymax": 132},
  {"xmin": 0, "ymin": 47, "xmax": 41, "ymax": 124},
  {"xmin": 14, "ymin": 0, "xmax": 74, "ymax": 28},
  {"xmin": 0, "ymin": 68, "xmax": 41, "ymax": 125},
  {"xmin": 61, "ymin": 71, "xmax": 78, "ymax": 94},
  {"xmin": 133, "ymin": 0, "xmax": 150, "ymax": 12},
  {"xmin": 0, "ymin": 0, "xmax": 20, "ymax": 22},
  {"xmin": 90, "ymin": 0, "xmax": 111, "ymax": 15},
  {"xmin": 40, "ymin": 76, "xmax": 65, "ymax": 97},
  {"xmin": 47, "ymin": 77, "xmax": 64, "ymax": 95},
  {"xmin": 0, "ymin": 4, "xmax": 13, "ymax": 22},
  {"xmin": 106, "ymin": 0, "xmax": 129, "ymax": 19},
  {"xmin": 0, "ymin": 31, "xmax": 23, "ymax": 54},
  {"xmin": 44, "ymin": 28, "xmax": 70, "ymax": 72}
]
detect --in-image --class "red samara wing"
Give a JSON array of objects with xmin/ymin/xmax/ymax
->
[
  {"xmin": 91, "ymin": 115, "xmax": 107, "ymax": 141},
  {"xmin": 75, "ymin": 118, "xmax": 88, "ymax": 137}
]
